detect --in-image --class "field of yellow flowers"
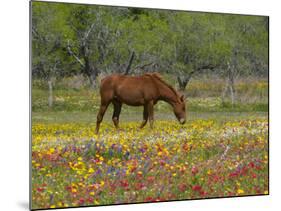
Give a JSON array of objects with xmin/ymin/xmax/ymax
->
[{"xmin": 31, "ymin": 118, "xmax": 268, "ymax": 209}]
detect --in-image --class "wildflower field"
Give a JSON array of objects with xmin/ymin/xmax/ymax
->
[
  {"xmin": 31, "ymin": 2, "xmax": 269, "ymax": 208},
  {"xmin": 31, "ymin": 113, "xmax": 268, "ymax": 209}
]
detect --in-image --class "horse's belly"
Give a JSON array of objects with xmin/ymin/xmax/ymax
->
[
  {"xmin": 115, "ymin": 88, "xmax": 145, "ymax": 106},
  {"xmin": 115, "ymin": 95, "xmax": 145, "ymax": 106}
]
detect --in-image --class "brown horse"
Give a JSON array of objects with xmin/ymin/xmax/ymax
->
[{"xmin": 95, "ymin": 73, "xmax": 186, "ymax": 133}]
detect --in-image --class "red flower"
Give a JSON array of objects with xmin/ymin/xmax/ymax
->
[
  {"xmin": 37, "ymin": 187, "xmax": 45, "ymax": 192},
  {"xmin": 120, "ymin": 180, "xmax": 129, "ymax": 190},
  {"xmin": 248, "ymin": 162, "xmax": 255, "ymax": 168},
  {"xmin": 229, "ymin": 172, "xmax": 238, "ymax": 178},
  {"xmin": 65, "ymin": 186, "xmax": 71, "ymax": 191},
  {"xmin": 255, "ymin": 165, "xmax": 262, "ymax": 170},
  {"xmin": 192, "ymin": 185, "xmax": 202, "ymax": 192},
  {"xmin": 135, "ymin": 182, "xmax": 145, "ymax": 190},
  {"xmin": 144, "ymin": 196, "xmax": 154, "ymax": 202},
  {"xmin": 191, "ymin": 166, "xmax": 198, "ymax": 175},
  {"xmin": 199, "ymin": 190, "xmax": 207, "ymax": 196},
  {"xmin": 110, "ymin": 183, "xmax": 117, "ymax": 191},
  {"xmin": 78, "ymin": 198, "xmax": 85, "ymax": 205},
  {"xmin": 241, "ymin": 166, "xmax": 249, "ymax": 176},
  {"xmin": 178, "ymin": 184, "xmax": 187, "ymax": 192},
  {"xmin": 147, "ymin": 176, "xmax": 155, "ymax": 183}
]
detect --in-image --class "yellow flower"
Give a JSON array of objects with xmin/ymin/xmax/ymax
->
[
  {"xmin": 126, "ymin": 170, "xmax": 130, "ymax": 175},
  {"xmin": 90, "ymin": 191, "xmax": 95, "ymax": 196},
  {"xmin": 88, "ymin": 168, "xmax": 94, "ymax": 173},
  {"xmin": 237, "ymin": 189, "xmax": 244, "ymax": 194}
]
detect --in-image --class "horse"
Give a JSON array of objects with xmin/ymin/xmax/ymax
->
[{"xmin": 95, "ymin": 73, "xmax": 186, "ymax": 134}]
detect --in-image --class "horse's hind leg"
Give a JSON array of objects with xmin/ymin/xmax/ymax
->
[
  {"xmin": 140, "ymin": 104, "xmax": 148, "ymax": 129},
  {"xmin": 112, "ymin": 100, "xmax": 122, "ymax": 129},
  {"xmin": 95, "ymin": 102, "xmax": 110, "ymax": 134},
  {"xmin": 147, "ymin": 101, "xmax": 154, "ymax": 129}
]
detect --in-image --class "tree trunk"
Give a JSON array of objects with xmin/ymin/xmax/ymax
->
[
  {"xmin": 84, "ymin": 56, "xmax": 99, "ymax": 88},
  {"xmin": 177, "ymin": 73, "xmax": 193, "ymax": 91},
  {"xmin": 48, "ymin": 80, "xmax": 53, "ymax": 108},
  {"xmin": 124, "ymin": 51, "xmax": 135, "ymax": 75},
  {"xmin": 222, "ymin": 62, "xmax": 236, "ymax": 106},
  {"xmin": 228, "ymin": 63, "xmax": 236, "ymax": 106},
  {"xmin": 84, "ymin": 70, "xmax": 98, "ymax": 88},
  {"xmin": 229, "ymin": 82, "xmax": 235, "ymax": 106}
]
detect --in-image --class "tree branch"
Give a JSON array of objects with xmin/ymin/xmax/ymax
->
[
  {"xmin": 132, "ymin": 62, "xmax": 155, "ymax": 71},
  {"xmin": 84, "ymin": 23, "xmax": 95, "ymax": 41},
  {"xmin": 67, "ymin": 40, "xmax": 85, "ymax": 68},
  {"xmin": 196, "ymin": 63, "xmax": 217, "ymax": 71}
]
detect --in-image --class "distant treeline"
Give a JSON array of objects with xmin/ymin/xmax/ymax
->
[{"xmin": 32, "ymin": 1, "xmax": 268, "ymax": 105}]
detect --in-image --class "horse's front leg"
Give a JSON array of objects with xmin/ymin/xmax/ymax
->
[
  {"xmin": 112, "ymin": 101, "xmax": 122, "ymax": 129},
  {"xmin": 140, "ymin": 105, "xmax": 148, "ymax": 129},
  {"xmin": 147, "ymin": 101, "xmax": 154, "ymax": 129},
  {"xmin": 95, "ymin": 102, "xmax": 110, "ymax": 134}
]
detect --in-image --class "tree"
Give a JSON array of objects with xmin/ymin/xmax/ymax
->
[
  {"xmin": 31, "ymin": 2, "xmax": 268, "ymax": 100},
  {"xmin": 65, "ymin": 5, "xmax": 136, "ymax": 85},
  {"xmin": 220, "ymin": 15, "xmax": 269, "ymax": 105},
  {"xmin": 32, "ymin": 2, "xmax": 73, "ymax": 107},
  {"xmin": 164, "ymin": 13, "xmax": 219, "ymax": 90},
  {"xmin": 116, "ymin": 9, "xmax": 172, "ymax": 75}
]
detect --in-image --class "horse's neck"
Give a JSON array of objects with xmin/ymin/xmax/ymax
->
[{"xmin": 158, "ymin": 83, "xmax": 178, "ymax": 106}]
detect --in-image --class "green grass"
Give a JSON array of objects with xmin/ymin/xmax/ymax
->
[
  {"xmin": 32, "ymin": 77, "xmax": 268, "ymax": 113},
  {"xmin": 32, "ymin": 110, "xmax": 268, "ymax": 125}
]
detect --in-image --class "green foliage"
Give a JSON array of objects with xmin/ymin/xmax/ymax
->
[
  {"xmin": 32, "ymin": 2, "xmax": 78, "ymax": 79},
  {"xmin": 32, "ymin": 2, "xmax": 268, "ymax": 79}
]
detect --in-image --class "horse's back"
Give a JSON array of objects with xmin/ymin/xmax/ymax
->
[
  {"xmin": 99, "ymin": 74, "xmax": 158, "ymax": 105},
  {"xmin": 100, "ymin": 74, "xmax": 152, "ymax": 89}
]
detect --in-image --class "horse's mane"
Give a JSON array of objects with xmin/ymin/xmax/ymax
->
[{"xmin": 145, "ymin": 73, "xmax": 179, "ymax": 98}]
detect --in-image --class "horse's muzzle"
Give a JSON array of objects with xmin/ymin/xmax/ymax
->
[{"xmin": 179, "ymin": 118, "xmax": 186, "ymax": 124}]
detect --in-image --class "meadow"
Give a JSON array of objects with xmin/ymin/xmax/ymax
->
[{"xmin": 31, "ymin": 77, "xmax": 269, "ymax": 209}]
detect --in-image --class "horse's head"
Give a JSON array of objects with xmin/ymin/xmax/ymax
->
[{"xmin": 173, "ymin": 94, "xmax": 186, "ymax": 124}]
